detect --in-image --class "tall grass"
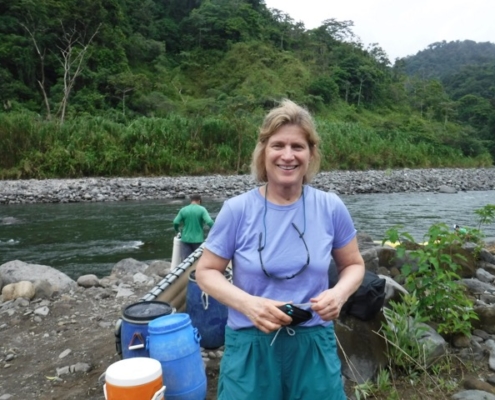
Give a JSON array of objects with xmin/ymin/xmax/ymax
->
[
  {"xmin": 0, "ymin": 112, "xmax": 491, "ymax": 179},
  {"xmin": 318, "ymin": 121, "xmax": 491, "ymax": 170}
]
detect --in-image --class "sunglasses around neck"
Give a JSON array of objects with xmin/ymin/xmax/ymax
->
[{"xmin": 257, "ymin": 185, "xmax": 310, "ymax": 280}]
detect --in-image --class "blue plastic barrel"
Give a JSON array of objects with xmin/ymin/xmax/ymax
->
[
  {"xmin": 186, "ymin": 269, "xmax": 230, "ymax": 349},
  {"xmin": 148, "ymin": 313, "xmax": 207, "ymax": 400},
  {"xmin": 120, "ymin": 301, "xmax": 174, "ymax": 359}
]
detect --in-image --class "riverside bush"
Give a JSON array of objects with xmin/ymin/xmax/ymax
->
[
  {"xmin": 383, "ymin": 223, "xmax": 478, "ymax": 336},
  {"xmin": 0, "ymin": 111, "xmax": 491, "ymax": 179},
  {"xmin": 359, "ymin": 207, "xmax": 494, "ymax": 399}
]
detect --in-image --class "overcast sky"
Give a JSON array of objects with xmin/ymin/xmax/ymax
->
[{"xmin": 263, "ymin": 0, "xmax": 495, "ymax": 61}]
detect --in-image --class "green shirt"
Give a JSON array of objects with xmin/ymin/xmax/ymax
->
[{"xmin": 173, "ymin": 203, "xmax": 214, "ymax": 243}]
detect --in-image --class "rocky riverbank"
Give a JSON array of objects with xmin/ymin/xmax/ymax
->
[
  {"xmin": 2, "ymin": 237, "xmax": 495, "ymax": 400},
  {"xmin": 0, "ymin": 167, "xmax": 494, "ymax": 204},
  {"xmin": 0, "ymin": 258, "xmax": 222, "ymax": 400}
]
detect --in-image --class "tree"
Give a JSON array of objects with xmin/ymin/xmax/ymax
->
[
  {"xmin": 11, "ymin": 0, "xmax": 110, "ymax": 120},
  {"xmin": 406, "ymin": 78, "xmax": 449, "ymax": 120},
  {"xmin": 308, "ymin": 76, "xmax": 338, "ymax": 104},
  {"xmin": 318, "ymin": 19, "xmax": 356, "ymax": 42},
  {"xmin": 14, "ymin": 0, "xmax": 65, "ymax": 117},
  {"xmin": 456, "ymin": 94, "xmax": 493, "ymax": 128},
  {"xmin": 56, "ymin": 22, "xmax": 101, "ymax": 124},
  {"xmin": 108, "ymin": 72, "xmax": 149, "ymax": 116}
]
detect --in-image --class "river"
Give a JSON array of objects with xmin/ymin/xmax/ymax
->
[{"xmin": 1, "ymin": 190, "xmax": 494, "ymax": 280}]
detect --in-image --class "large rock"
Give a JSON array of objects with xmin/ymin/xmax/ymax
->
[
  {"xmin": 2, "ymin": 281, "xmax": 35, "ymax": 301},
  {"xmin": 473, "ymin": 304, "xmax": 495, "ymax": 334},
  {"xmin": 480, "ymin": 248, "xmax": 495, "ymax": 264},
  {"xmin": 452, "ymin": 390, "xmax": 495, "ymax": 400},
  {"xmin": 34, "ymin": 279, "xmax": 55, "ymax": 299},
  {"xmin": 380, "ymin": 275, "xmax": 408, "ymax": 303},
  {"xmin": 111, "ymin": 258, "xmax": 148, "ymax": 278},
  {"xmin": 447, "ymin": 244, "xmax": 477, "ymax": 278},
  {"xmin": 146, "ymin": 260, "xmax": 171, "ymax": 277},
  {"xmin": 335, "ymin": 313, "xmax": 388, "ymax": 383},
  {"xmin": 0, "ymin": 260, "xmax": 76, "ymax": 294},
  {"xmin": 77, "ymin": 274, "xmax": 100, "ymax": 288}
]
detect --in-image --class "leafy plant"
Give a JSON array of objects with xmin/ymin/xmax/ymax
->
[
  {"xmin": 474, "ymin": 204, "xmax": 495, "ymax": 231},
  {"xmin": 383, "ymin": 223, "xmax": 478, "ymax": 337},
  {"xmin": 380, "ymin": 294, "xmax": 430, "ymax": 373},
  {"xmin": 353, "ymin": 380, "xmax": 374, "ymax": 400},
  {"xmin": 353, "ymin": 366, "xmax": 402, "ymax": 399}
]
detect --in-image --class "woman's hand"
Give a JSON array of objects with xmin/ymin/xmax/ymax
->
[
  {"xmin": 310, "ymin": 288, "xmax": 346, "ymax": 321},
  {"xmin": 242, "ymin": 297, "xmax": 293, "ymax": 333}
]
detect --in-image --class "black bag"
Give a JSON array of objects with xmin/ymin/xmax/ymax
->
[{"xmin": 329, "ymin": 264, "xmax": 386, "ymax": 321}]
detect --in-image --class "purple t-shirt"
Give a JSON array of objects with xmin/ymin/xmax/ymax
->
[{"xmin": 204, "ymin": 185, "xmax": 356, "ymax": 329}]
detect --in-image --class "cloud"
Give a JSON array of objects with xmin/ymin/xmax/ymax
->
[{"xmin": 264, "ymin": 0, "xmax": 495, "ymax": 60}]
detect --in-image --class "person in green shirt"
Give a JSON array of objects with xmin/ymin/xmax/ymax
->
[
  {"xmin": 454, "ymin": 224, "xmax": 467, "ymax": 235},
  {"xmin": 173, "ymin": 194, "xmax": 214, "ymax": 261}
]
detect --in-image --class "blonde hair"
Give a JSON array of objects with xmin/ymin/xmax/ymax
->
[{"xmin": 250, "ymin": 99, "xmax": 321, "ymax": 183}]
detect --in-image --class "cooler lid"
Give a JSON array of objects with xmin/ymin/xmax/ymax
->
[{"xmin": 105, "ymin": 357, "xmax": 162, "ymax": 386}]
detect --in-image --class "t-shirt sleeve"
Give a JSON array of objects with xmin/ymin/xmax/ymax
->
[
  {"xmin": 204, "ymin": 201, "xmax": 237, "ymax": 260},
  {"xmin": 331, "ymin": 196, "xmax": 357, "ymax": 249}
]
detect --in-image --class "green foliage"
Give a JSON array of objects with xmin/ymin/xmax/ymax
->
[
  {"xmin": 0, "ymin": 111, "xmax": 263, "ymax": 178},
  {"xmin": 404, "ymin": 40, "xmax": 495, "ymax": 80},
  {"xmin": 370, "ymin": 307, "xmax": 462, "ymax": 399},
  {"xmin": 0, "ymin": 0, "xmax": 494, "ymax": 177},
  {"xmin": 403, "ymin": 42, "xmax": 495, "ymax": 161},
  {"xmin": 316, "ymin": 120, "xmax": 485, "ymax": 171},
  {"xmin": 308, "ymin": 76, "xmax": 339, "ymax": 104},
  {"xmin": 353, "ymin": 205, "xmax": 493, "ymax": 400},
  {"xmin": 473, "ymin": 204, "xmax": 495, "ymax": 231},
  {"xmin": 371, "ymin": 292, "xmax": 474, "ymax": 398},
  {"xmin": 381, "ymin": 294, "xmax": 430, "ymax": 373},
  {"xmin": 383, "ymin": 223, "xmax": 479, "ymax": 337},
  {"xmin": 353, "ymin": 369, "xmax": 398, "ymax": 400}
]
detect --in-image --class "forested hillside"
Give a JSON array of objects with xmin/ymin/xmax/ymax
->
[
  {"xmin": 402, "ymin": 40, "xmax": 495, "ymax": 160},
  {"xmin": 403, "ymin": 40, "xmax": 495, "ymax": 80},
  {"xmin": 0, "ymin": 0, "xmax": 494, "ymax": 179}
]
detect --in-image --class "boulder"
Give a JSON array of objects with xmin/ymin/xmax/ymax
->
[
  {"xmin": 335, "ymin": 313, "xmax": 388, "ymax": 383},
  {"xmin": 2, "ymin": 281, "xmax": 35, "ymax": 301},
  {"xmin": 473, "ymin": 304, "xmax": 495, "ymax": 334},
  {"xmin": 146, "ymin": 260, "xmax": 171, "ymax": 277},
  {"xmin": 0, "ymin": 260, "xmax": 76, "ymax": 294},
  {"xmin": 33, "ymin": 280, "xmax": 55, "ymax": 299},
  {"xmin": 111, "ymin": 258, "xmax": 148, "ymax": 278},
  {"xmin": 77, "ymin": 274, "xmax": 100, "ymax": 288}
]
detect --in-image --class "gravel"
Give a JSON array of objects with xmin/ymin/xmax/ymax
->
[{"xmin": 0, "ymin": 167, "xmax": 494, "ymax": 205}]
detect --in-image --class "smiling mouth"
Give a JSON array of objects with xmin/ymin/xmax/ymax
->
[{"xmin": 279, "ymin": 165, "xmax": 298, "ymax": 170}]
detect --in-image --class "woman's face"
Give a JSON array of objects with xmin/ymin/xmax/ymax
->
[{"xmin": 264, "ymin": 124, "xmax": 311, "ymax": 189}]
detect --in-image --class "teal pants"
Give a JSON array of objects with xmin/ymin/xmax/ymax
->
[{"xmin": 218, "ymin": 324, "xmax": 345, "ymax": 400}]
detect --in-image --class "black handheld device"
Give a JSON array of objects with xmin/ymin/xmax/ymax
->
[{"xmin": 277, "ymin": 304, "xmax": 312, "ymax": 326}]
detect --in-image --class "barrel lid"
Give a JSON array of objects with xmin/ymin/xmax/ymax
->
[
  {"xmin": 148, "ymin": 313, "xmax": 191, "ymax": 334},
  {"xmin": 123, "ymin": 301, "xmax": 173, "ymax": 322},
  {"xmin": 105, "ymin": 357, "xmax": 162, "ymax": 386}
]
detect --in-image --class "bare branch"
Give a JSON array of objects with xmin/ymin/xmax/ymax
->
[
  {"xmin": 19, "ymin": 22, "xmax": 51, "ymax": 118},
  {"xmin": 55, "ymin": 22, "xmax": 101, "ymax": 124}
]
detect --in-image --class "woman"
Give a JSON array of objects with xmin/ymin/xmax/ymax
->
[{"xmin": 195, "ymin": 99, "xmax": 365, "ymax": 399}]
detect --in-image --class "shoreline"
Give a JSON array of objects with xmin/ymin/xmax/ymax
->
[{"xmin": 0, "ymin": 167, "xmax": 494, "ymax": 205}]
